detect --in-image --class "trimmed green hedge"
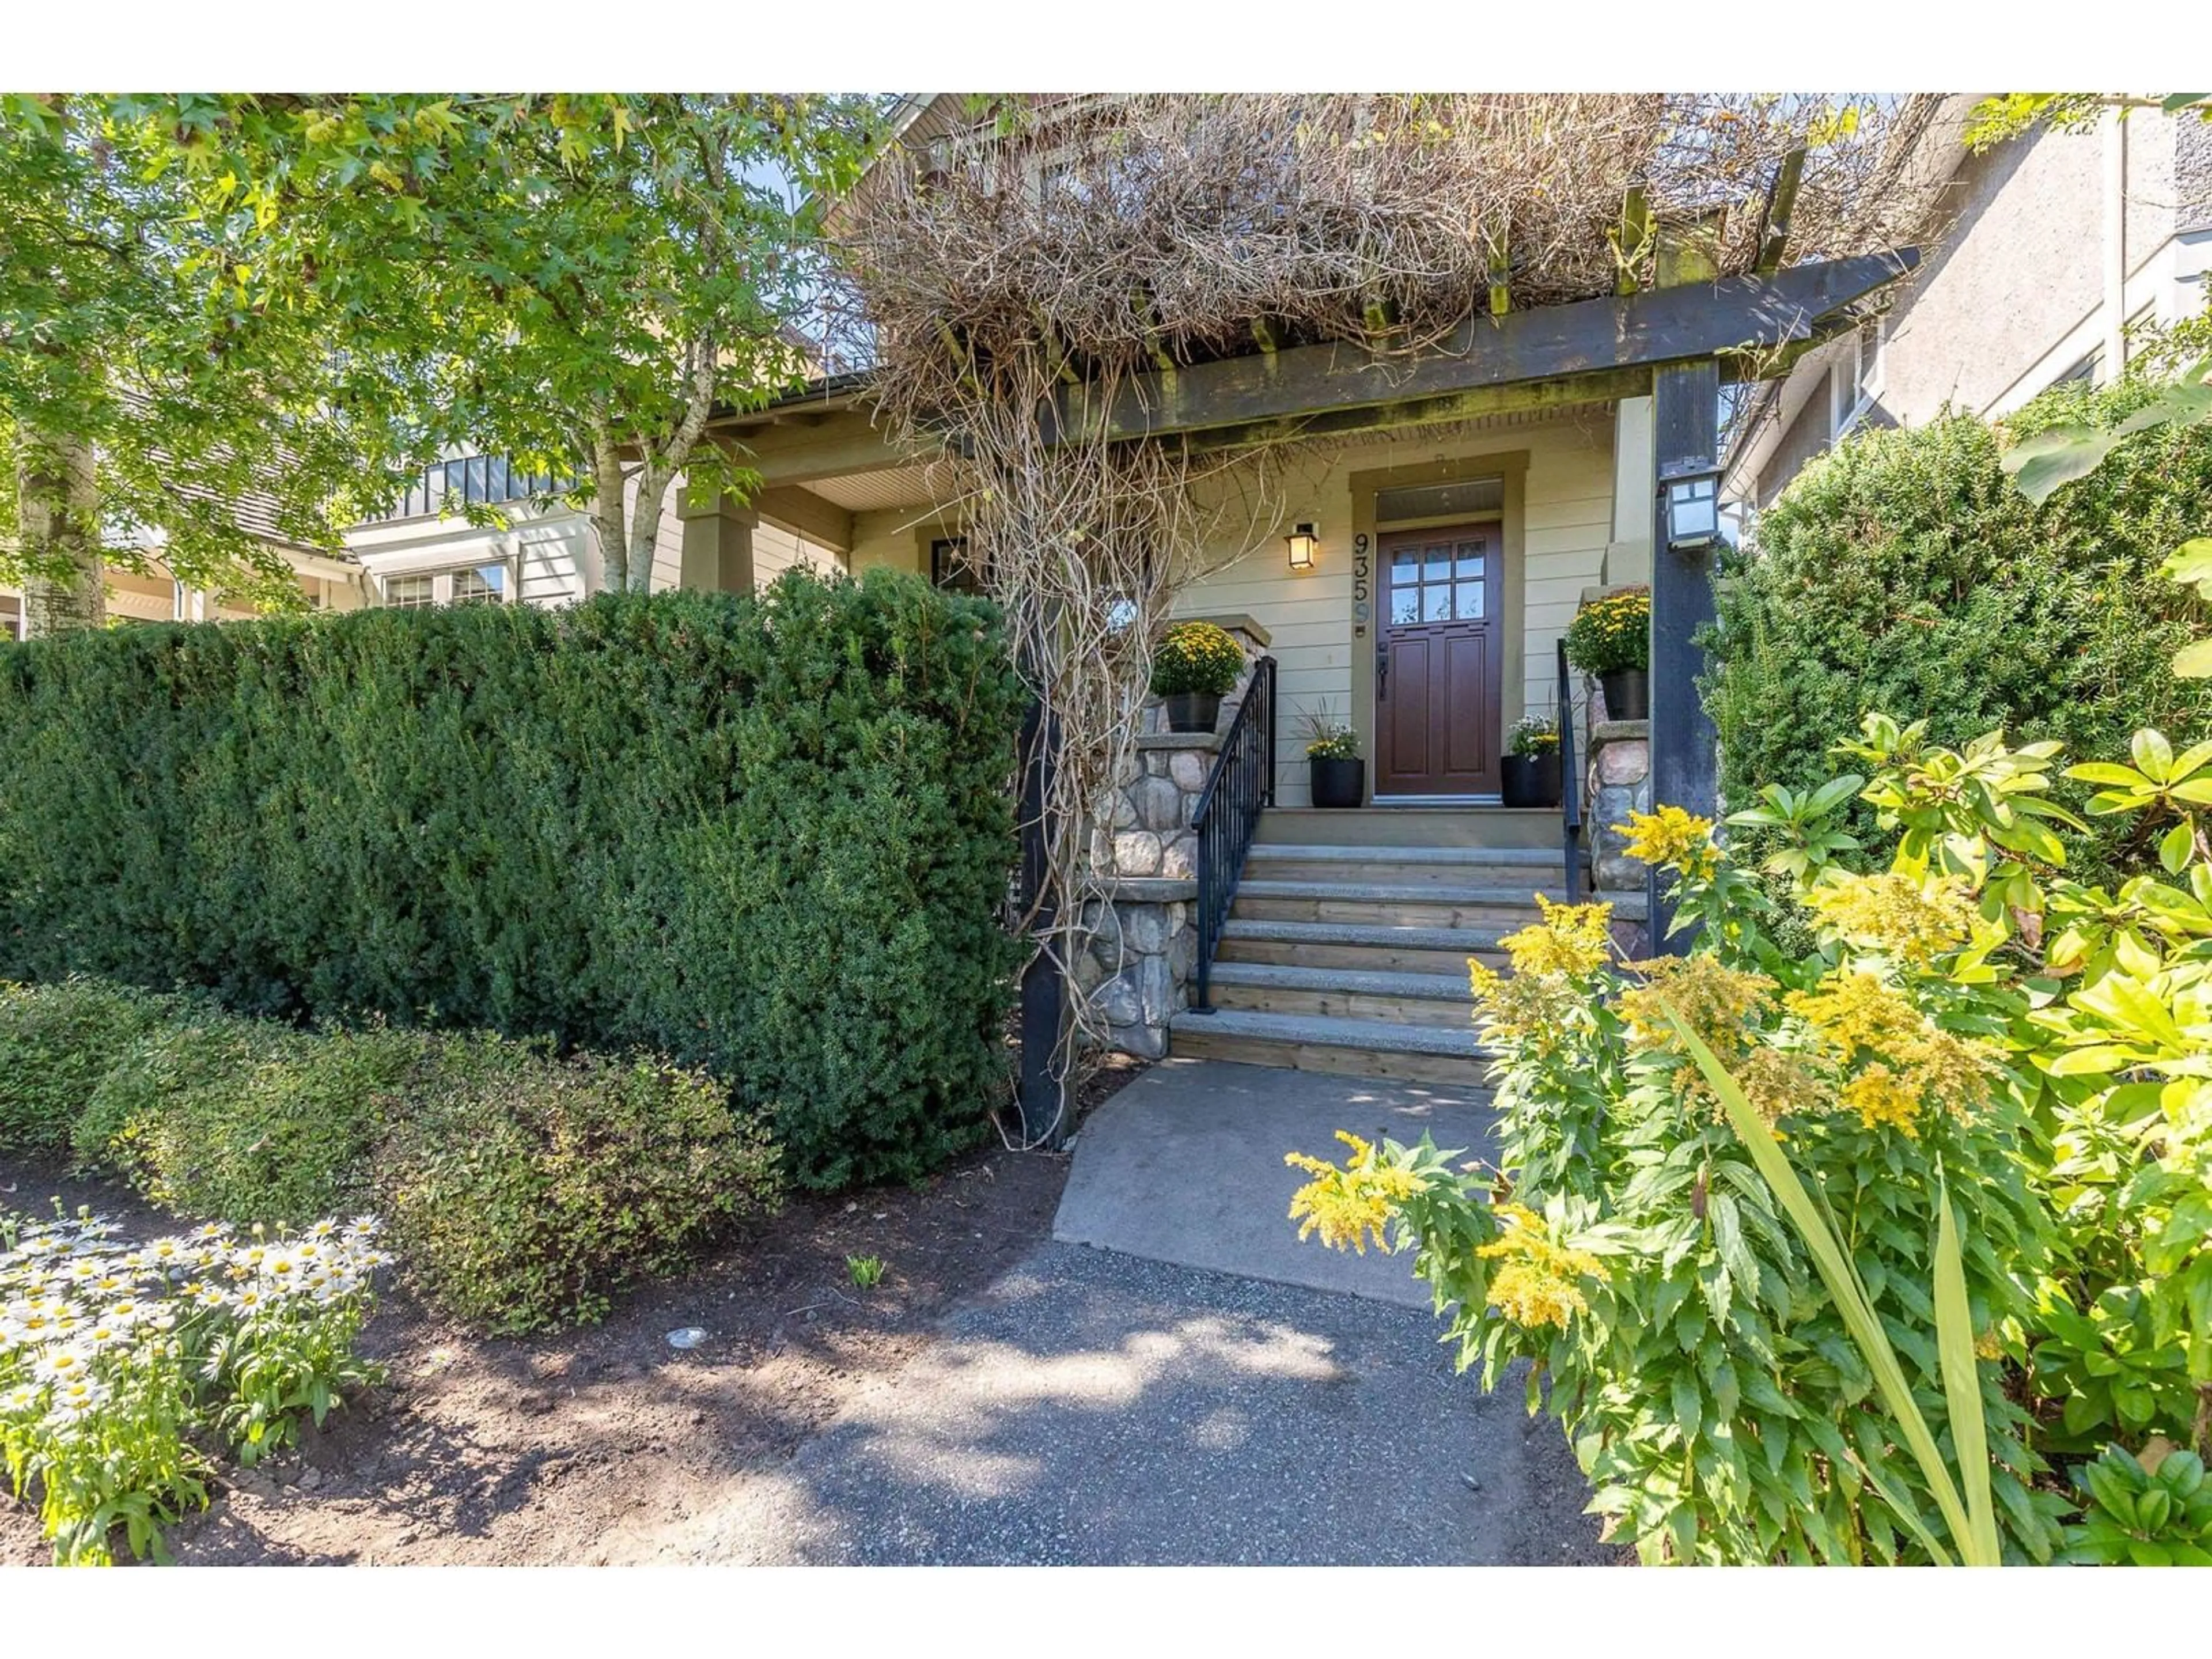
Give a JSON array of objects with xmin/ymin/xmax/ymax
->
[
  {"xmin": 1, "ymin": 978, "xmax": 782, "ymax": 1334},
  {"xmin": 1707, "ymin": 380, "xmax": 2212, "ymax": 878},
  {"xmin": 0, "ymin": 571, "xmax": 1025, "ymax": 1188}
]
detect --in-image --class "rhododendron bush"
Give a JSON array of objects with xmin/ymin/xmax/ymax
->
[{"xmin": 1288, "ymin": 714, "xmax": 2212, "ymax": 1565}]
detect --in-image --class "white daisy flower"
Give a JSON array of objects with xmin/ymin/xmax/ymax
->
[{"xmin": 34, "ymin": 1344, "xmax": 95, "ymax": 1384}]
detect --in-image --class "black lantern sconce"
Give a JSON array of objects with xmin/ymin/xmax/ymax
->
[
  {"xmin": 1662, "ymin": 470, "xmax": 1721, "ymax": 553},
  {"xmin": 1285, "ymin": 522, "xmax": 1318, "ymax": 571}
]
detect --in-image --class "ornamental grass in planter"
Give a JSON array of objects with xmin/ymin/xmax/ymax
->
[
  {"xmin": 1566, "ymin": 586, "xmax": 1650, "ymax": 721},
  {"xmin": 1501, "ymin": 713, "xmax": 1562, "ymax": 808},
  {"xmin": 1301, "ymin": 706, "xmax": 1364, "ymax": 807},
  {"xmin": 1150, "ymin": 620, "xmax": 1246, "ymax": 732}
]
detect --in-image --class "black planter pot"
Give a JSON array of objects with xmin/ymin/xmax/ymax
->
[
  {"xmin": 1161, "ymin": 691, "xmax": 1223, "ymax": 733},
  {"xmin": 1500, "ymin": 751, "xmax": 1562, "ymax": 809},
  {"xmin": 1598, "ymin": 667, "xmax": 1649, "ymax": 722},
  {"xmin": 1309, "ymin": 755, "xmax": 1365, "ymax": 808}
]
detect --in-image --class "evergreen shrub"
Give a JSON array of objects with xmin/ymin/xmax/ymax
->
[
  {"xmin": 1706, "ymin": 380, "xmax": 2212, "ymax": 879},
  {"xmin": 0, "ymin": 570, "xmax": 1025, "ymax": 1187}
]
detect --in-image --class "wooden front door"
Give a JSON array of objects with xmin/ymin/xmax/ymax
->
[{"xmin": 1375, "ymin": 524, "xmax": 1502, "ymax": 797}]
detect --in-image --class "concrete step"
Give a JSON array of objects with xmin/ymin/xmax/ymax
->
[
  {"xmin": 1168, "ymin": 1006, "xmax": 1492, "ymax": 1086},
  {"xmin": 1244, "ymin": 843, "xmax": 1575, "ymax": 888},
  {"xmin": 1215, "ymin": 917, "xmax": 1509, "ymax": 977},
  {"xmin": 1230, "ymin": 877, "xmax": 1562, "ymax": 929},
  {"xmin": 1255, "ymin": 805, "xmax": 1562, "ymax": 850},
  {"xmin": 1202, "ymin": 960, "xmax": 1475, "ymax": 1029}
]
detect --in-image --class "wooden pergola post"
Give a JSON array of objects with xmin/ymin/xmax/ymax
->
[{"xmin": 1647, "ymin": 357, "xmax": 1723, "ymax": 951}]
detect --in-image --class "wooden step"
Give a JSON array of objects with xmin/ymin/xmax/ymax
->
[
  {"xmin": 1214, "ymin": 918, "xmax": 1505, "ymax": 978},
  {"xmin": 1255, "ymin": 805, "xmax": 1563, "ymax": 850},
  {"xmin": 1168, "ymin": 1006, "xmax": 1492, "ymax": 1086},
  {"xmin": 1230, "ymin": 878, "xmax": 1559, "ymax": 930},
  {"xmin": 1202, "ymin": 961, "xmax": 1475, "ymax": 1029},
  {"xmin": 1244, "ymin": 842, "xmax": 1574, "ymax": 888}
]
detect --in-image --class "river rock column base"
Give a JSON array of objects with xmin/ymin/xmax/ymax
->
[{"xmin": 1587, "ymin": 717, "xmax": 1653, "ymax": 958}]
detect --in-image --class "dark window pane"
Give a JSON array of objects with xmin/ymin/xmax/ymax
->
[
  {"xmin": 486, "ymin": 457, "xmax": 512, "ymax": 501},
  {"xmin": 1391, "ymin": 549, "xmax": 1422, "ymax": 581},
  {"xmin": 1455, "ymin": 547, "xmax": 1485, "ymax": 579},
  {"xmin": 467, "ymin": 456, "xmax": 490, "ymax": 505},
  {"xmin": 1423, "ymin": 550, "xmax": 1450, "ymax": 583}
]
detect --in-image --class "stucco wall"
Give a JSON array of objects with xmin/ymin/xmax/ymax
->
[{"xmin": 1880, "ymin": 126, "xmax": 2109, "ymax": 421}]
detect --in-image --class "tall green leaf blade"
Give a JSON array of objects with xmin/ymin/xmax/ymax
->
[{"xmin": 1933, "ymin": 1175, "xmax": 2002, "ymax": 1565}]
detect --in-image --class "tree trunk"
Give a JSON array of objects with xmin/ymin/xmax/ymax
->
[
  {"xmin": 590, "ymin": 429, "xmax": 629, "ymax": 596},
  {"xmin": 14, "ymin": 429, "xmax": 104, "ymax": 636}
]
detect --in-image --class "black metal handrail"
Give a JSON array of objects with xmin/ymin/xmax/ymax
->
[
  {"xmin": 1558, "ymin": 638, "xmax": 1584, "ymax": 902},
  {"xmin": 1188, "ymin": 655, "xmax": 1277, "ymax": 1013}
]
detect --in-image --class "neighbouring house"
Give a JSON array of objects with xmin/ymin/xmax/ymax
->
[
  {"xmin": 342, "ymin": 450, "xmax": 846, "ymax": 609},
  {"xmin": 0, "ymin": 477, "xmax": 369, "ymax": 639},
  {"xmin": 664, "ymin": 94, "xmax": 1936, "ymax": 1111},
  {"xmin": 1726, "ymin": 97, "xmax": 2212, "ymax": 511}
]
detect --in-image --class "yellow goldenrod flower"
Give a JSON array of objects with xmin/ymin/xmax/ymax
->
[
  {"xmin": 1802, "ymin": 870, "xmax": 1975, "ymax": 967},
  {"xmin": 1499, "ymin": 895, "xmax": 1619, "ymax": 979},
  {"xmin": 1476, "ymin": 1203, "xmax": 1604, "ymax": 1330},
  {"xmin": 1786, "ymin": 967, "xmax": 2000, "ymax": 1124},
  {"xmin": 1616, "ymin": 805, "xmax": 1719, "ymax": 880},
  {"xmin": 1284, "ymin": 1131, "xmax": 1424, "ymax": 1255},
  {"xmin": 1838, "ymin": 1062, "xmax": 1923, "ymax": 1135},
  {"xmin": 1618, "ymin": 956, "xmax": 1775, "ymax": 1055}
]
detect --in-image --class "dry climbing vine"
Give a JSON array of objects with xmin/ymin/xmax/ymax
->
[{"xmin": 831, "ymin": 93, "xmax": 1934, "ymax": 1138}]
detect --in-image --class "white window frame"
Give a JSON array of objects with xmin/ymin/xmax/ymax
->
[
  {"xmin": 1831, "ymin": 317, "xmax": 1886, "ymax": 439},
  {"xmin": 378, "ymin": 563, "xmax": 512, "ymax": 608}
]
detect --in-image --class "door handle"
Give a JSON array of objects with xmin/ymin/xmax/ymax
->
[{"xmin": 1376, "ymin": 645, "xmax": 1389, "ymax": 702}]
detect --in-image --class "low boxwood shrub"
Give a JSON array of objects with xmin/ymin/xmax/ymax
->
[
  {"xmin": 84, "ymin": 1014, "xmax": 414, "ymax": 1227},
  {"xmin": 0, "ymin": 978, "xmax": 182, "ymax": 1156},
  {"xmin": 9, "ymin": 978, "xmax": 783, "ymax": 1334},
  {"xmin": 1707, "ymin": 378, "xmax": 2212, "ymax": 881},
  {"xmin": 0, "ymin": 570, "xmax": 1024, "ymax": 1188},
  {"xmin": 381, "ymin": 1037, "xmax": 781, "ymax": 1334}
]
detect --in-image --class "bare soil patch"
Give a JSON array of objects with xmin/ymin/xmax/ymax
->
[{"xmin": 2, "ymin": 1057, "xmax": 1145, "ymax": 1566}]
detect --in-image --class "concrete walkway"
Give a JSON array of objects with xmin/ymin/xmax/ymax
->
[
  {"xmin": 1055, "ymin": 1056, "xmax": 1495, "ymax": 1306},
  {"xmin": 677, "ymin": 1060, "xmax": 1610, "ymax": 1565}
]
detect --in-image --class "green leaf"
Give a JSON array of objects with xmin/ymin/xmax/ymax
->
[
  {"xmin": 2002, "ymin": 425, "xmax": 2118, "ymax": 503},
  {"xmin": 2164, "ymin": 537, "xmax": 2212, "ymax": 596},
  {"xmin": 2133, "ymin": 729, "xmax": 2176, "ymax": 783},
  {"xmin": 2161, "ymin": 819, "xmax": 2196, "ymax": 874},
  {"xmin": 2173, "ymin": 638, "xmax": 2212, "ymax": 680},
  {"xmin": 1933, "ymin": 1175, "xmax": 2001, "ymax": 1566}
]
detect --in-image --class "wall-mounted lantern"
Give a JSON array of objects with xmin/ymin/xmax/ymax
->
[
  {"xmin": 1662, "ymin": 471, "xmax": 1721, "ymax": 553},
  {"xmin": 1285, "ymin": 522, "xmax": 1318, "ymax": 572}
]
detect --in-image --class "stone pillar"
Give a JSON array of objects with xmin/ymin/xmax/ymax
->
[
  {"xmin": 1588, "ymin": 717, "xmax": 1653, "ymax": 957},
  {"xmin": 1076, "ymin": 632, "xmax": 1275, "ymax": 1060},
  {"xmin": 677, "ymin": 489, "xmax": 757, "ymax": 594}
]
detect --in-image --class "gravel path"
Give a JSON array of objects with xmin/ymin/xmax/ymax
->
[{"xmin": 649, "ymin": 1241, "xmax": 1615, "ymax": 1566}]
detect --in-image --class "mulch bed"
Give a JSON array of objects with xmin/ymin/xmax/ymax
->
[{"xmin": 1, "ymin": 1054, "xmax": 1147, "ymax": 1566}]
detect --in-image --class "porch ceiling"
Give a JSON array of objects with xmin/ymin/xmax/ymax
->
[{"xmin": 805, "ymin": 465, "xmax": 944, "ymax": 512}]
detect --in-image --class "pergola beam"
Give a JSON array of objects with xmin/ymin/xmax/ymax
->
[{"xmin": 1047, "ymin": 249, "xmax": 1918, "ymax": 446}]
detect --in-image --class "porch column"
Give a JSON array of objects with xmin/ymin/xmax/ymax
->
[
  {"xmin": 1648, "ymin": 357, "xmax": 1722, "ymax": 950},
  {"xmin": 676, "ymin": 489, "xmax": 757, "ymax": 594}
]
